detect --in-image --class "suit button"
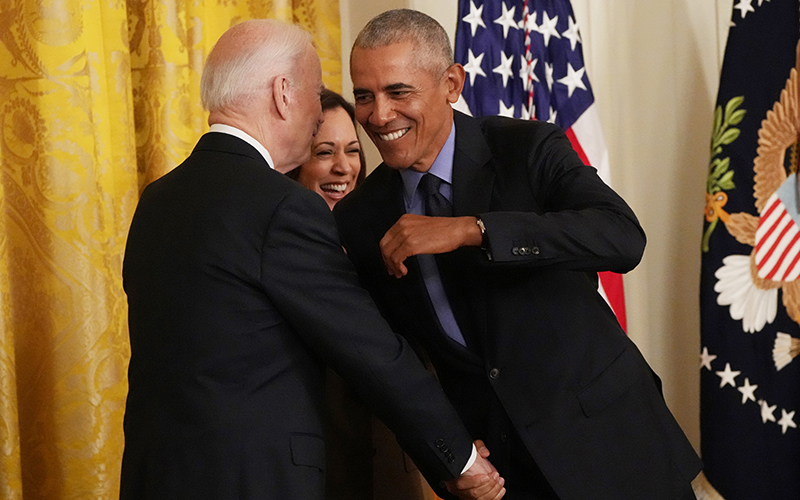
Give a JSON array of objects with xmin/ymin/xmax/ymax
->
[
  {"xmin": 520, "ymin": 247, "xmax": 529, "ymax": 255},
  {"xmin": 512, "ymin": 247, "xmax": 519, "ymax": 255},
  {"xmin": 435, "ymin": 438, "xmax": 444, "ymax": 448},
  {"xmin": 447, "ymin": 456, "xmax": 455, "ymax": 463},
  {"xmin": 532, "ymin": 246, "xmax": 540, "ymax": 255},
  {"xmin": 500, "ymin": 432, "xmax": 508, "ymax": 443},
  {"xmin": 489, "ymin": 368, "xmax": 500, "ymax": 379}
]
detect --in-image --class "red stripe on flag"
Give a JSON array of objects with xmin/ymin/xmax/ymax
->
[
  {"xmin": 758, "ymin": 212, "xmax": 791, "ymax": 267},
  {"xmin": 767, "ymin": 229, "xmax": 800, "ymax": 280},
  {"xmin": 756, "ymin": 209, "xmax": 785, "ymax": 255},
  {"xmin": 755, "ymin": 197, "xmax": 780, "ymax": 253},
  {"xmin": 565, "ymin": 127, "xmax": 590, "ymax": 166},
  {"xmin": 781, "ymin": 234, "xmax": 800, "ymax": 280},
  {"xmin": 599, "ymin": 271, "xmax": 627, "ymax": 332},
  {"xmin": 760, "ymin": 195, "xmax": 780, "ymax": 221}
]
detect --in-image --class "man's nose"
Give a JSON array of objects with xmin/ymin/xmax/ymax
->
[{"xmin": 369, "ymin": 96, "xmax": 396, "ymax": 127}]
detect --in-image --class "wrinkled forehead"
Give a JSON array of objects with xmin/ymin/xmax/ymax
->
[{"xmin": 351, "ymin": 41, "xmax": 440, "ymax": 84}]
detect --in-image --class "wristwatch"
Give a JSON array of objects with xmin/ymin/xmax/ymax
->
[{"xmin": 475, "ymin": 215, "xmax": 491, "ymax": 259}]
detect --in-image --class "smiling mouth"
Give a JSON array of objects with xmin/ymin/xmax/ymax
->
[
  {"xmin": 320, "ymin": 183, "xmax": 349, "ymax": 193},
  {"xmin": 378, "ymin": 128, "xmax": 410, "ymax": 142}
]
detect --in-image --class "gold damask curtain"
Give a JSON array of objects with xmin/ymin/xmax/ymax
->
[{"xmin": 0, "ymin": 1, "xmax": 340, "ymax": 498}]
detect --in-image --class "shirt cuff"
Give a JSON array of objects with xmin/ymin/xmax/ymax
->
[{"xmin": 460, "ymin": 444, "xmax": 478, "ymax": 475}]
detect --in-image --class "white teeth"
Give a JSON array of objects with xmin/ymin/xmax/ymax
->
[
  {"xmin": 320, "ymin": 183, "xmax": 347, "ymax": 192},
  {"xmin": 378, "ymin": 128, "xmax": 409, "ymax": 141}
]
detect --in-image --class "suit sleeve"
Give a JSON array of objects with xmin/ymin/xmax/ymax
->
[
  {"xmin": 259, "ymin": 187, "xmax": 472, "ymax": 483},
  {"xmin": 479, "ymin": 123, "xmax": 646, "ymax": 273}
]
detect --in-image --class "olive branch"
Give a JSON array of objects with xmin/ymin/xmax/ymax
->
[{"xmin": 703, "ymin": 96, "xmax": 745, "ymax": 252}]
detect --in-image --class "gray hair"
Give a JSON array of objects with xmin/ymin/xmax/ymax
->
[
  {"xmin": 201, "ymin": 19, "xmax": 312, "ymax": 112},
  {"xmin": 353, "ymin": 9, "xmax": 453, "ymax": 76}
]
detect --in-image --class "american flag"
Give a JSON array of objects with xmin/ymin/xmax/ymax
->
[{"xmin": 454, "ymin": 0, "xmax": 628, "ymax": 330}]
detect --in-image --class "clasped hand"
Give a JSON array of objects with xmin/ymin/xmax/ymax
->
[
  {"xmin": 445, "ymin": 440, "xmax": 506, "ymax": 500},
  {"xmin": 380, "ymin": 214, "xmax": 483, "ymax": 278}
]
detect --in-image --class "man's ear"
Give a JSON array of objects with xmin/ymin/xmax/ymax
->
[
  {"xmin": 273, "ymin": 75, "xmax": 291, "ymax": 120},
  {"xmin": 444, "ymin": 64, "xmax": 466, "ymax": 104}
]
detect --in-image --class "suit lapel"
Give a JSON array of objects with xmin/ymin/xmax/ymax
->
[
  {"xmin": 444, "ymin": 112, "xmax": 495, "ymax": 359},
  {"xmin": 451, "ymin": 111, "xmax": 494, "ymax": 217}
]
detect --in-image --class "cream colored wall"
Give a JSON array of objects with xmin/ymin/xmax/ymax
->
[{"xmin": 340, "ymin": 0, "xmax": 735, "ymax": 453}]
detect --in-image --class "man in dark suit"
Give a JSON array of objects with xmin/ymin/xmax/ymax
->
[
  {"xmin": 120, "ymin": 19, "xmax": 505, "ymax": 500},
  {"xmin": 335, "ymin": 9, "xmax": 703, "ymax": 500}
]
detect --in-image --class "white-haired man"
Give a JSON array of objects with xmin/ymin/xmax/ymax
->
[{"xmin": 120, "ymin": 19, "xmax": 503, "ymax": 500}]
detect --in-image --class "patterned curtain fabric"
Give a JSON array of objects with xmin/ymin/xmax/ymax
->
[{"xmin": 0, "ymin": 1, "xmax": 340, "ymax": 498}]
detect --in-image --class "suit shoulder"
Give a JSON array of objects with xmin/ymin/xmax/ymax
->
[
  {"xmin": 334, "ymin": 164, "xmax": 394, "ymax": 219},
  {"xmin": 476, "ymin": 114, "xmax": 566, "ymax": 142},
  {"xmin": 473, "ymin": 115, "xmax": 576, "ymax": 169}
]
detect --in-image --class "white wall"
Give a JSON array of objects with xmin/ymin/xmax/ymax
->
[{"xmin": 340, "ymin": 0, "xmax": 735, "ymax": 453}]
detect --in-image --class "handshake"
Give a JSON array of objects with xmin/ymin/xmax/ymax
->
[{"xmin": 445, "ymin": 440, "xmax": 506, "ymax": 500}]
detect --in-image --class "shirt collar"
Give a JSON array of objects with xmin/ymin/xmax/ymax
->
[
  {"xmin": 400, "ymin": 121, "xmax": 456, "ymax": 205},
  {"xmin": 208, "ymin": 123, "xmax": 275, "ymax": 169}
]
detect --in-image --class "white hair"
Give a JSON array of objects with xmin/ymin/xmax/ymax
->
[{"xmin": 201, "ymin": 19, "xmax": 312, "ymax": 112}]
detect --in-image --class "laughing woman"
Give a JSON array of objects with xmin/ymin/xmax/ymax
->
[
  {"xmin": 287, "ymin": 88, "xmax": 365, "ymax": 209},
  {"xmin": 288, "ymin": 89, "xmax": 436, "ymax": 500}
]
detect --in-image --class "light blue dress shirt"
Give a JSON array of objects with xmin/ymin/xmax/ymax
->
[{"xmin": 399, "ymin": 123, "xmax": 467, "ymax": 347}]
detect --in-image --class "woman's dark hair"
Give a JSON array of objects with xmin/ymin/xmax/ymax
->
[{"xmin": 287, "ymin": 88, "xmax": 367, "ymax": 184}]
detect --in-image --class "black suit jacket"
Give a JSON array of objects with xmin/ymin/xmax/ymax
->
[
  {"xmin": 334, "ymin": 111, "xmax": 703, "ymax": 500},
  {"xmin": 120, "ymin": 132, "xmax": 473, "ymax": 500}
]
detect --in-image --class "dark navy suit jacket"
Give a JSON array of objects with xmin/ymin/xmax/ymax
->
[
  {"xmin": 334, "ymin": 111, "xmax": 703, "ymax": 500},
  {"xmin": 120, "ymin": 132, "xmax": 473, "ymax": 499}
]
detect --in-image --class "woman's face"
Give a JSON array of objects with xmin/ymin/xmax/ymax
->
[{"xmin": 297, "ymin": 107, "xmax": 362, "ymax": 210}]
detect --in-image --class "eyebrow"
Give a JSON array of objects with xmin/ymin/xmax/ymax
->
[
  {"xmin": 315, "ymin": 140, "xmax": 360, "ymax": 148},
  {"xmin": 353, "ymin": 82, "xmax": 415, "ymax": 96},
  {"xmin": 385, "ymin": 83, "xmax": 414, "ymax": 91}
]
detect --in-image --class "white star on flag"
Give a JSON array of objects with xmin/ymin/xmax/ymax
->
[
  {"xmin": 463, "ymin": 49, "xmax": 487, "ymax": 86},
  {"xmin": 562, "ymin": 16, "xmax": 581, "ymax": 51},
  {"xmin": 759, "ymin": 400, "xmax": 777, "ymax": 423},
  {"xmin": 494, "ymin": 2, "xmax": 519, "ymax": 39},
  {"xmin": 462, "ymin": 0, "xmax": 486, "ymax": 36},
  {"xmin": 539, "ymin": 12, "xmax": 561, "ymax": 47},
  {"xmin": 499, "ymin": 100, "xmax": 515, "ymax": 117},
  {"xmin": 716, "ymin": 363, "xmax": 741, "ymax": 388},
  {"xmin": 519, "ymin": 56, "xmax": 538, "ymax": 89},
  {"xmin": 734, "ymin": 0, "xmax": 755, "ymax": 18},
  {"xmin": 544, "ymin": 61, "xmax": 555, "ymax": 91},
  {"xmin": 778, "ymin": 409, "xmax": 797, "ymax": 434},
  {"xmin": 737, "ymin": 378, "xmax": 758, "ymax": 404},
  {"xmin": 700, "ymin": 346, "xmax": 717, "ymax": 370},
  {"xmin": 493, "ymin": 51, "xmax": 515, "ymax": 87},
  {"xmin": 522, "ymin": 11, "xmax": 538, "ymax": 33},
  {"xmin": 547, "ymin": 106, "xmax": 557, "ymax": 124},
  {"xmin": 520, "ymin": 102, "xmax": 532, "ymax": 120},
  {"xmin": 557, "ymin": 62, "xmax": 587, "ymax": 98}
]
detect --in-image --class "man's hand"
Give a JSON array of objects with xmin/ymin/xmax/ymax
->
[
  {"xmin": 380, "ymin": 214, "xmax": 483, "ymax": 278},
  {"xmin": 444, "ymin": 440, "xmax": 506, "ymax": 500}
]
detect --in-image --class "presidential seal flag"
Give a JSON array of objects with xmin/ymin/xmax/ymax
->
[
  {"xmin": 454, "ymin": 0, "xmax": 628, "ymax": 330},
  {"xmin": 699, "ymin": 1, "xmax": 800, "ymax": 499}
]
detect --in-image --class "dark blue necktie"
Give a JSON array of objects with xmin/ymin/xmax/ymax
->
[
  {"xmin": 418, "ymin": 173, "xmax": 453, "ymax": 217},
  {"xmin": 414, "ymin": 173, "xmax": 466, "ymax": 346}
]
